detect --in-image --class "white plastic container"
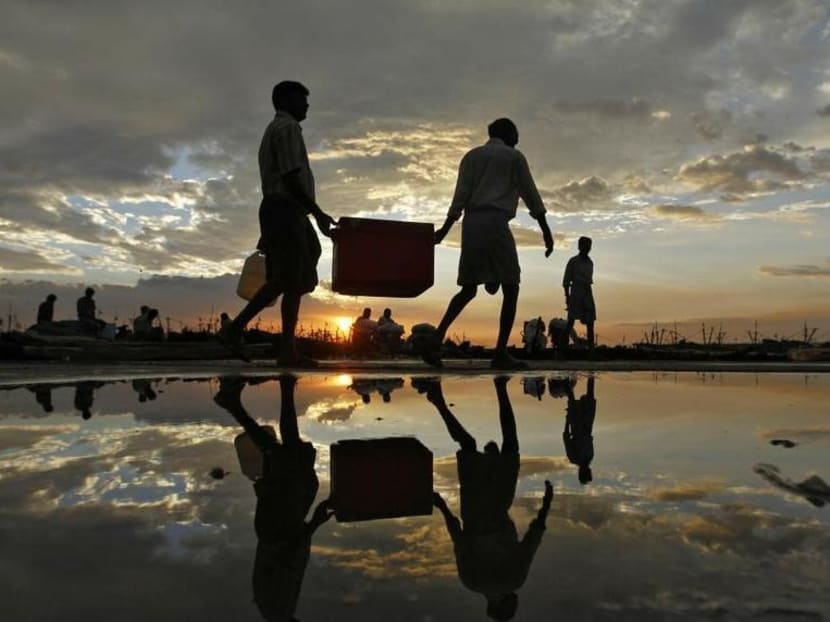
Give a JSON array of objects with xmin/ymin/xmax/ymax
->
[{"xmin": 236, "ymin": 252, "xmax": 275, "ymax": 306}]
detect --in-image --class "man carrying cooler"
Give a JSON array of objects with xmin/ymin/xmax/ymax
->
[{"xmin": 219, "ymin": 81, "xmax": 336, "ymax": 367}]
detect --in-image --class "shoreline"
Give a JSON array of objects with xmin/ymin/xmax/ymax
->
[{"xmin": 1, "ymin": 358, "xmax": 829, "ymax": 386}]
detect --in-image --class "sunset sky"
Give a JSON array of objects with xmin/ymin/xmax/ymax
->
[{"xmin": 2, "ymin": 0, "xmax": 830, "ymax": 344}]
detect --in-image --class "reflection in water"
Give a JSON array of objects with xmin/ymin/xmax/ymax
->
[
  {"xmin": 131, "ymin": 378, "xmax": 158, "ymax": 402},
  {"xmin": 754, "ymin": 463, "xmax": 830, "ymax": 508},
  {"xmin": 73, "ymin": 381, "xmax": 104, "ymax": 419},
  {"xmin": 415, "ymin": 376, "xmax": 553, "ymax": 621},
  {"xmin": 214, "ymin": 375, "xmax": 333, "ymax": 622},
  {"xmin": 349, "ymin": 376, "xmax": 404, "ymax": 403},
  {"xmin": 563, "ymin": 376, "xmax": 596, "ymax": 485},
  {"xmin": 28, "ymin": 385, "xmax": 54, "ymax": 412}
]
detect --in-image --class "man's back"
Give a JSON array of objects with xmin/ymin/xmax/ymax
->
[
  {"xmin": 449, "ymin": 138, "xmax": 544, "ymax": 220},
  {"xmin": 77, "ymin": 296, "xmax": 95, "ymax": 320},
  {"xmin": 37, "ymin": 300, "xmax": 53, "ymax": 324}
]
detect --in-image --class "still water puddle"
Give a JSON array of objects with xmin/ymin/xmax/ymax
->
[{"xmin": 0, "ymin": 372, "xmax": 828, "ymax": 621}]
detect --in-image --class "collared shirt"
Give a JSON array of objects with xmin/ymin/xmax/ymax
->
[
  {"xmin": 563, "ymin": 254, "xmax": 593, "ymax": 287},
  {"xmin": 258, "ymin": 111, "xmax": 315, "ymax": 202},
  {"xmin": 448, "ymin": 138, "xmax": 546, "ymax": 220}
]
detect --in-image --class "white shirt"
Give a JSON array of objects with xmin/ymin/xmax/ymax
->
[
  {"xmin": 258, "ymin": 111, "xmax": 315, "ymax": 201},
  {"xmin": 448, "ymin": 138, "xmax": 546, "ymax": 220}
]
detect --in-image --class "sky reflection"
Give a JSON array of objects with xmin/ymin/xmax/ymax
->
[{"xmin": 0, "ymin": 372, "xmax": 827, "ymax": 620}]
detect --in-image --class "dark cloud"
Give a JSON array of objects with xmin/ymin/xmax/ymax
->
[
  {"xmin": 677, "ymin": 145, "xmax": 805, "ymax": 195},
  {"xmin": 758, "ymin": 261, "xmax": 830, "ymax": 278},
  {"xmin": 817, "ymin": 103, "xmax": 830, "ymax": 117},
  {"xmin": 551, "ymin": 98, "xmax": 652, "ymax": 119},
  {"xmin": 653, "ymin": 204, "xmax": 717, "ymax": 221},
  {"xmin": 0, "ymin": 246, "xmax": 76, "ymax": 273}
]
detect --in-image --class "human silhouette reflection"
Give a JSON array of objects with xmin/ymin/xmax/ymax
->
[
  {"xmin": 213, "ymin": 375, "xmax": 333, "ymax": 621},
  {"xmin": 28, "ymin": 386, "xmax": 54, "ymax": 413},
  {"xmin": 131, "ymin": 379, "xmax": 157, "ymax": 402},
  {"xmin": 563, "ymin": 376, "xmax": 596, "ymax": 485},
  {"xmin": 74, "ymin": 381, "xmax": 103, "ymax": 419},
  {"xmin": 349, "ymin": 377, "xmax": 404, "ymax": 404},
  {"xmin": 415, "ymin": 376, "xmax": 553, "ymax": 621}
]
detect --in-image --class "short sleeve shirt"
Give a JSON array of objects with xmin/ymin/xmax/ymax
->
[
  {"xmin": 563, "ymin": 255, "xmax": 593, "ymax": 287},
  {"xmin": 258, "ymin": 111, "xmax": 315, "ymax": 202}
]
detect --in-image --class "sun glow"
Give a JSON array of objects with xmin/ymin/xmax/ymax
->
[{"xmin": 335, "ymin": 316, "xmax": 353, "ymax": 334}]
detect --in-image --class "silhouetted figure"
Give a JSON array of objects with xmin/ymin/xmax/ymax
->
[
  {"xmin": 37, "ymin": 294, "xmax": 56, "ymax": 324},
  {"xmin": 131, "ymin": 379, "xmax": 158, "ymax": 402},
  {"xmin": 76, "ymin": 287, "xmax": 105, "ymax": 331},
  {"xmin": 133, "ymin": 308, "xmax": 164, "ymax": 341},
  {"xmin": 220, "ymin": 312, "xmax": 232, "ymax": 331},
  {"xmin": 521, "ymin": 316, "xmax": 546, "ymax": 355},
  {"xmin": 428, "ymin": 118, "xmax": 554, "ymax": 370},
  {"xmin": 29, "ymin": 386, "xmax": 54, "ymax": 412},
  {"xmin": 217, "ymin": 81, "xmax": 336, "ymax": 367},
  {"xmin": 74, "ymin": 382, "xmax": 96, "ymax": 419},
  {"xmin": 416, "ymin": 377, "xmax": 553, "ymax": 621},
  {"xmin": 351, "ymin": 307, "xmax": 377, "ymax": 353},
  {"xmin": 376, "ymin": 307, "xmax": 404, "ymax": 345},
  {"xmin": 214, "ymin": 375, "xmax": 333, "ymax": 621},
  {"xmin": 753, "ymin": 463, "xmax": 830, "ymax": 507},
  {"xmin": 563, "ymin": 236, "xmax": 595, "ymax": 351},
  {"xmin": 563, "ymin": 376, "xmax": 596, "ymax": 484}
]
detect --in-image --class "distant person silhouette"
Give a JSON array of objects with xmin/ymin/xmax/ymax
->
[
  {"xmin": 132, "ymin": 379, "xmax": 158, "ymax": 402},
  {"xmin": 73, "ymin": 382, "xmax": 97, "ymax": 419},
  {"xmin": 415, "ymin": 377, "xmax": 553, "ymax": 621},
  {"xmin": 563, "ymin": 376, "xmax": 596, "ymax": 484},
  {"xmin": 76, "ymin": 287, "xmax": 105, "ymax": 330},
  {"xmin": 29, "ymin": 386, "xmax": 54, "ymax": 412},
  {"xmin": 563, "ymin": 236, "xmax": 595, "ymax": 351},
  {"xmin": 37, "ymin": 294, "xmax": 56, "ymax": 324},
  {"xmin": 428, "ymin": 118, "xmax": 554, "ymax": 370},
  {"xmin": 214, "ymin": 375, "xmax": 333, "ymax": 621},
  {"xmin": 217, "ymin": 81, "xmax": 337, "ymax": 367}
]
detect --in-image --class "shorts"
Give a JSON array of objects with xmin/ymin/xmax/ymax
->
[
  {"xmin": 257, "ymin": 195, "xmax": 321, "ymax": 294},
  {"xmin": 458, "ymin": 210, "xmax": 520, "ymax": 286}
]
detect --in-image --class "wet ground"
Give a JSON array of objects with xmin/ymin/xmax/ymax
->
[{"xmin": 0, "ymin": 371, "xmax": 828, "ymax": 621}]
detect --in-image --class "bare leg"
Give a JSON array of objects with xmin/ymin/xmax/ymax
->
[
  {"xmin": 232, "ymin": 281, "xmax": 281, "ymax": 330},
  {"xmin": 415, "ymin": 379, "xmax": 476, "ymax": 450},
  {"xmin": 495, "ymin": 283, "xmax": 519, "ymax": 355},
  {"xmin": 586, "ymin": 322, "xmax": 595, "ymax": 349},
  {"xmin": 436, "ymin": 285, "xmax": 477, "ymax": 341},
  {"xmin": 278, "ymin": 374, "xmax": 301, "ymax": 447},
  {"xmin": 494, "ymin": 377, "xmax": 518, "ymax": 453},
  {"xmin": 278, "ymin": 290, "xmax": 302, "ymax": 362},
  {"xmin": 214, "ymin": 378, "xmax": 276, "ymax": 452}
]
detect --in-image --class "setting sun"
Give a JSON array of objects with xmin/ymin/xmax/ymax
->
[{"xmin": 335, "ymin": 317, "xmax": 353, "ymax": 334}]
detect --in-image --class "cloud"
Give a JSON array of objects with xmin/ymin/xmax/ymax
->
[
  {"xmin": 677, "ymin": 145, "xmax": 805, "ymax": 195},
  {"xmin": 0, "ymin": 246, "xmax": 79, "ymax": 273},
  {"xmin": 758, "ymin": 260, "xmax": 830, "ymax": 278},
  {"xmin": 648, "ymin": 479, "xmax": 724, "ymax": 502},
  {"xmin": 551, "ymin": 98, "xmax": 653, "ymax": 120},
  {"xmin": 818, "ymin": 103, "xmax": 830, "ymax": 116}
]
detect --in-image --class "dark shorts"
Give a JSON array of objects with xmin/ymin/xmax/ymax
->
[
  {"xmin": 567, "ymin": 283, "xmax": 596, "ymax": 324},
  {"xmin": 458, "ymin": 210, "xmax": 520, "ymax": 286},
  {"xmin": 257, "ymin": 196, "xmax": 321, "ymax": 295},
  {"xmin": 456, "ymin": 449, "xmax": 520, "ymax": 528}
]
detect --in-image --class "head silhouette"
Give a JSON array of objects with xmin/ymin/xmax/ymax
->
[
  {"xmin": 383, "ymin": 308, "xmax": 392, "ymax": 318},
  {"xmin": 578, "ymin": 236, "xmax": 592, "ymax": 254},
  {"xmin": 488, "ymin": 118, "xmax": 519, "ymax": 147},
  {"xmin": 484, "ymin": 440, "xmax": 499, "ymax": 454},
  {"xmin": 46, "ymin": 294, "xmax": 56, "ymax": 302},
  {"xmin": 85, "ymin": 287, "xmax": 94, "ymax": 298},
  {"xmin": 361, "ymin": 307, "xmax": 371, "ymax": 319},
  {"xmin": 487, "ymin": 592, "xmax": 519, "ymax": 621},
  {"xmin": 272, "ymin": 80, "xmax": 310, "ymax": 122}
]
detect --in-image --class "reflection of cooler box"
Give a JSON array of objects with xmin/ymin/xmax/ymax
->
[
  {"xmin": 332, "ymin": 217, "xmax": 434, "ymax": 297},
  {"xmin": 330, "ymin": 437, "xmax": 433, "ymax": 522}
]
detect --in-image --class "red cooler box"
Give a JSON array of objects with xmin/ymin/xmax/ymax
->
[
  {"xmin": 330, "ymin": 437, "xmax": 433, "ymax": 522},
  {"xmin": 332, "ymin": 217, "xmax": 434, "ymax": 297}
]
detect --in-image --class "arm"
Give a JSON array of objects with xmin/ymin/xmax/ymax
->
[
  {"xmin": 562, "ymin": 259, "xmax": 573, "ymax": 306},
  {"xmin": 516, "ymin": 154, "xmax": 553, "ymax": 257},
  {"xmin": 436, "ymin": 154, "xmax": 473, "ymax": 244},
  {"xmin": 283, "ymin": 171, "xmax": 336, "ymax": 237},
  {"xmin": 433, "ymin": 492, "xmax": 462, "ymax": 540},
  {"xmin": 307, "ymin": 498, "xmax": 335, "ymax": 534}
]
